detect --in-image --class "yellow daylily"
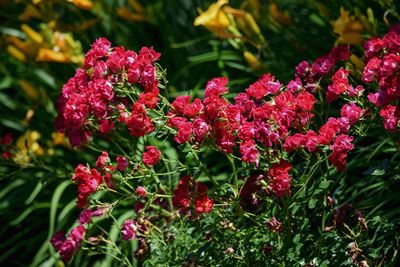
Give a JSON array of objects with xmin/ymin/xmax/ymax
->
[
  {"xmin": 7, "ymin": 36, "xmax": 33, "ymax": 55},
  {"xmin": 243, "ymin": 51, "xmax": 263, "ymax": 70},
  {"xmin": 7, "ymin": 45, "xmax": 26, "ymax": 62},
  {"xmin": 19, "ymin": 80, "xmax": 39, "ymax": 100},
  {"xmin": 117, "ymin": 7, "xmax": 147, "ymax": 22},
  {"xmin": 194, "ymin": 0, "xmax": 232, "ymax": 38},
  {"xmin": 128, "ymin": 0, "xmax": 144, "ymax": 14},
  {"xmin": 13, "ymin": 130, "xmax": 44, "ymax": 165},
  {"xmin": 332, "ymin": 7, "xmax": 364, "ymax": 45},
  {"xmin": 36, "ymin": 48, "xmax": 71, "ymax": 63},
  {"xmin": 268, "ymin": 2, "xmax": 292, "ymax": 26},
  {"xmin": 21, "ymin": 24, "xmax": 43, "ymax": 44},
  {"xmin": 68, "ymin": 0, "xmax": 94, "ymax": 10}
]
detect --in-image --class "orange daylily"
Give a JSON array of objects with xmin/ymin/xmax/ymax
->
[{"xmin": 332, "ymin": 7, "xmax": 364, "ymax": 45}]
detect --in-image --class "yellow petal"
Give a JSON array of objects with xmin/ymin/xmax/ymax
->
[
  {"xmin": 20, "ymin": 80, "xmax": 39, "ymax": 100},
  {"xmin": 128, "ymin": 0, "xmax": 144, "ymax": 14},
  {"xmin": 244, "ymin": 51, "xmax": 262, "ymax": 70},
  {"xmin": 36, "ymin": 48, "xmax": 71, "ymax": 63},
  {"xmin": 7, "ymin": 36, "xmax": 30, "ymax": 54},
  {"xmin": 269, "ymin": 2, "xmax": 292, "ymax": 25},
  {"xmin": 194, "ymin": 0, "xmax": 231, "ymax": 37},
  {"xmin": 21, "ymin": 24, "xmax": 43, "ymax": 44},
  {"xmin": 350, "ymin": 54, "xmax": 365, "ymax": 70},
  {"xmin": 117, "ymin": 7, "xmax": 147, "ymax": 22},
  {"xmin": 7, "ymin": 45, "xmax": 26, "ymax": 62},
  {"xmin": 68, "ymin": 0, "xmax": 94, "ymax": 10}
]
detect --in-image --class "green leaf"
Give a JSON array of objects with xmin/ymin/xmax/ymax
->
[
  {"xmin": 308, "ymin": 198, "xmax": 317, "ymax": 209},
  {"xmin": 0, "ymin": 76, "xmax": 13, "ymax": 90},
  {"xmin": 319, "ymin": 180, "xmax": 330, "ymax": 189}
]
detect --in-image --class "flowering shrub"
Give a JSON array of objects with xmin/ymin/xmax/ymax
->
[{"xmin": 50, "ymin": 24, "xmax": 400, "ymax": 265}]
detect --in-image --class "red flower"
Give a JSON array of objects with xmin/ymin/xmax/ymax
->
[
  {"xmin": 329, "ymin": 134, "xmax": 354, "ymax": 172},
  {"xmin": 326, "ymin": 68, "xmax": 350, "ymax": 102},
  {"xmin": 142, "ymin": 146, "xmax": 161, "ymax": 166},
  {"xmin": 72, "ymin": 164, "xmax": 103, "ymax": 208},
  {"xmin": 245, "ymin": 73, "xmax": 281, "ymax": 99},
  {"xmin": 125, "ymin": 103, "xmax": 154, "ymax": 137},
  {"xmin": 95, "ymin": 151, "xmax": 110, "ymax": 170},
  {"xmin": 136, "ymin": 186, "xmax": 147, "ymax": 197},
  {"xmin": 240, "ymin": 139, "xmax": 259, "ymax": 164},
  {"xmin": 51, "ymin": 225, "xmax": 86, "ymax": 262},
  {"xmin": 380, "ymin": 105, "xmax": 399, "ymax": 132},
  {"xmin": 317, "ymin": 118, "xmax": 340, "ymax": 145},
  {"xmin": 269, "ymin": 160, "xmax": 291, "ymax": 197},
  {"xmin": 116, "ymin": 155, "xmax": 129, "ymax": 171},
  {"xmin": 195, "ymin": 195, "xmax": 214, "ymax": 214},
  {"xmin": 204, "ymin": 77, "xmax": 228, "ymax": 98}
]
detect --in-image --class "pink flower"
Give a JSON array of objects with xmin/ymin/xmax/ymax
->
[
  {"xmin": 116, "ymin": 155, "xmax": 129, "ymax": 171},
  {"xmin": 51, "ymin": 225, "xmax": 86, "ymax": 262},
  {"xmin": 78, "ymin": 208, "xmax": 103, "ymax": 224},
  {"xmin": 295, "ymin": 61, "xmax": 309, "ymax": 78},
  {"xmin": 204, "ymin": 77, "xmax": 228, "ymax": 98},
  {"xmin": 136, "ymin": 186, "xmax": 147, "ymax": 197},
  {"xmin": 240, "ymin": 139, "xmax": 259, "ymax": 164},
  {"xmin": 245, "ymin": 73, "xmax": 281, "ymax": 99},
  {"xmin": 121, "ymin": 219, "xmax": 137, "ymax": 240},
  {"xmin": 192, "ymin": 118, "xmax": 209, "ymax": 143},
  {"xmin": 380, "ymin": 105, "xmax": 399, "ymax": 132},
  {"xmin": 340, "ymin": 102, "xmax": 364, "ymax": 126},
  {"xmin": 96, "ymin": 151, "xmax": 110, "ymax": 170},
  {"xmin": 142, "ymin": 146, "xmax": 161, "ymax": 166},
  {"xmin": 329, "ymin": 134, "xmax": 354, "ymax": 172}
]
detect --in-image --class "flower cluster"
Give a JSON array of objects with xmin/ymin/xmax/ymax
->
[
  {"xmin": 51, "ymin": 208, "xmax": 103, "ymax": 261},
  {"xmin": 51, "ymin": 25, "xmax": 400, "ymax": 263},
  {"xmin": 361, "ymin": 26, "xmax": 400, "ymax": 131},
  {"xmin": 172, "ymin": 176, "xmax": 214, "ymax": 215},
  {"xmin": 168, "ymin": 74, "xmax": 315, "ymax": 171},
  {"xmin": 56, "ymin": 38, "xmax": 161, "ymax": 146},
  {"xmin": 51, "ymin": 226, "xmax": 85, "ymax": 262},
  {"xmin": 73, "ymin": 151, "xmax": 128, "ymax": 208}
]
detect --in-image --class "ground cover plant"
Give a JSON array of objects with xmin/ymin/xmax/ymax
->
[{"xmin": 1, "ymin": 1, "xmax": 400, "ymax": 266}]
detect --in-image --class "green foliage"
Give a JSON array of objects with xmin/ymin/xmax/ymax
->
[{"xmin": 1, "ymin": 0, "xmax": 400, "ymax": 266}]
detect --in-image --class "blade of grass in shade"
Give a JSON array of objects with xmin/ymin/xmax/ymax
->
[
  {"xmin": 10, "ymin": 203, "xmax": 51, "ymax": 225},
  {"xmin": 25, "ymin": 181, "xmax": 43, "ymax": 205},
  {"xmin": 57, "ymin": 200, "xmax": 76, "ymax": 224},
  {"xmin": 48, "ymin": 180, "xmax": 71, "ymax": 240},
  {"xmin": 0, "ymin": 179, "xmax": 24, "ymax": 199}
]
